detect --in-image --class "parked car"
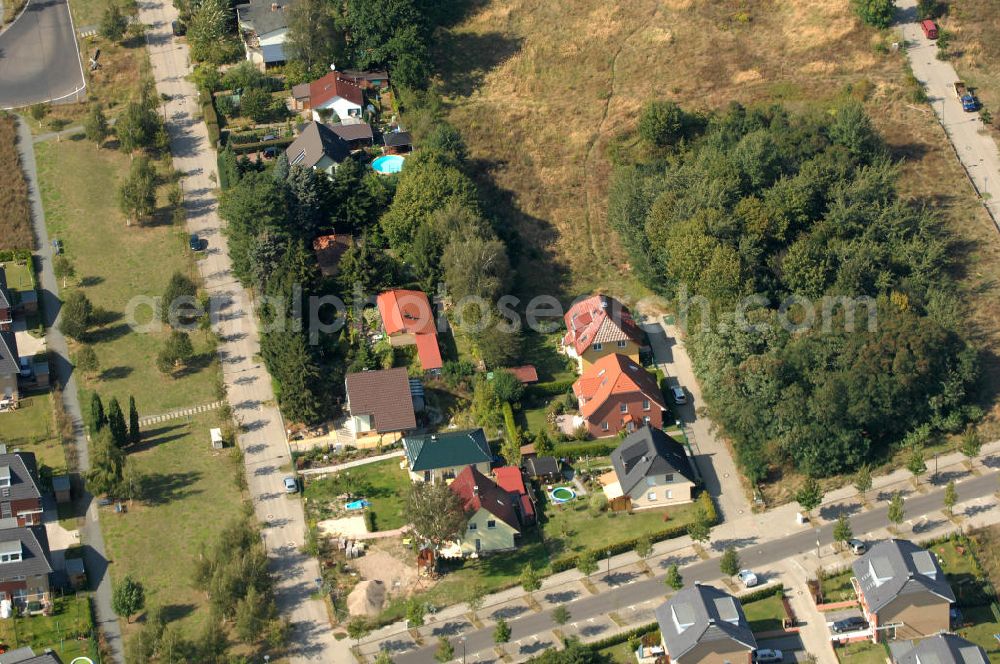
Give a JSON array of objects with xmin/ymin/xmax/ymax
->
[
  {"xmin": 848, "ymin": 539, "xmax": 867, "ymax": 555},
  {"xmin": 671, "ymin": 386, "xmax": 687, "ymax": 405},
  {"xmin": 262, "ymin": 134, "xmax": 276, "ymax": 142},
  {"xmin": 283, "ymin": 477, "xmax": 299, "ymax": 494},
  {"xmin": 171, "ymin": 19, "xmax": 186, "ymax": 36},
  {"xmin": 737, "ymin": 569, "xmax": 758, "ymax": 587},
  {"xmin": 189, "ymin": 234, "xmax": 202, "ymax": 251},
  {"xmin": 18, "ymin": 357, "xmax": 32, "ymax": 379},
  {"xmin": 52, "ymin": 238, "xmax": 63, "ymax": 255},
  {"xmin": 831, "ymin": 616, "xmax": 868, "ymax": 633},
  {"xmin": 753, "ymin": 649, "xmax": 784, "ymax": 663},
  {"xmin": 262, "ymin": 147, "xmax": 277, "ymax": 159},
  {"xmin": 921, "ymin": 19, "xmax": 938, "ymax": 39}
]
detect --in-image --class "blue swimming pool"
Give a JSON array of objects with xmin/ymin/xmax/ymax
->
[
  {"xmin": 345, "ymin": 499, "xmax": 371, "ymax": 510},
  {"xmin": 372, "ymin": 155, "xmax": 405, "ymax": 174}
]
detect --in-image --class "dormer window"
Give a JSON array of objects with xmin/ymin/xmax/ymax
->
[
  {"xmin": 0, "ymin": 466, "xmax": 10, "ymax": 489},
  {"xmin": 0, "ymin": 541, "xmax": 21, "ymax": 564}
]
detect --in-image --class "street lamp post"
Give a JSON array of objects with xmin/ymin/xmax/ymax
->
[
  {"xmin": 607, "ymin": 550, "xmax": 612, "ymax": 578},
  {"xmin": 461, "ymin": 636, "xmax": 467, "ymax": 664},
  {"xmin": 815, "ymin": 528, "xmax": 821, "ymax": 559}
]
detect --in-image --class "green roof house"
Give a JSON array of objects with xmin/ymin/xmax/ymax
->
[{"xmin": 403, "ymin": 429, "xmax": 492, "ymax": 484}]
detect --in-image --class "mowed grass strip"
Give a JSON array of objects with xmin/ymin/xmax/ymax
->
[
  {"xmin": 0, "ymin": 116, "xmax": 35, "ymax": 250},
  {"xmin": 102, "ymin": 411, "xmax": 245, "ymax": 638},
  {"xmin": 305, "ymin": 457, "xmax": 409, "ymax": 531},
  {"xmin": 35, "ymin": 139, "xmax": 218, "ymax": 415},
  {"xmin": 0, "ymin": 392, "xmax": 68, "ymax": 473}
]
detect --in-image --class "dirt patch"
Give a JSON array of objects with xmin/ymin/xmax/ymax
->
[
  {"xmin": 347, "ymin": 579, "xmax": 387, "ymax": 617},
  {"xmin": 318, "ymin": 515, "xmax": 368, "ymax": 538},
  {"xmin": 352, "ymin": 542, "xmax": 423, "ymax": 603}
]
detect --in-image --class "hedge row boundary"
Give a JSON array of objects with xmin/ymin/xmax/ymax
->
[{"xmin": 200, "ymin": 87, "xmax": 220, "ymax": 148}]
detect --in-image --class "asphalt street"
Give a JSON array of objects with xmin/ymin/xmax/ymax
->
[
  {"xmin": 0, "ymin": 0, "xmax": 85, "ymax": 108},
  {"xmin": 391, "ymin": 469, "xmax": 1000, "ymax": 663}
]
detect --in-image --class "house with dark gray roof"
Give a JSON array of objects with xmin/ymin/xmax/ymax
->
[
  {"xmin": 0, "ymin": 331, "xmax": 20, "ymax": 409},
  {"xmin": 403, "ymin": 429, "xmax": 491, "ymax": 484},
  {"xmin": 0, "ymin": 452, "xmax": 43, "ymax": 526},
  {"xmin": 852, "ymin": 539, "xmax": 956, "ymax": 643},
  {"xmin": 600, "ymin": 425, "xmax": 697, "ymax": 509},
  {"xmin": 330, "ymin": 121, "xmax": 373, "ymax": 149},
  {"xmin": 382, "ymin": 130, "xmax": 412, "ymax": 154},
  {"xmin": 345, "ymin": 368, "xmax": 417, "ymax": 445},
  {"xmin": 654, "ymin": 583, "xmax": 756, "ymax": 663},
  {"xmin": 285, "ymin": 122, "xmax": 350, "ymax": 177},
  {"xmin": 0, "ymin": 526, "xmax": 53, "ymax": 610},
  {"xmin": 0, "ymin": 647, "xmax": 64, "ymax": 664},
  {"xmin": 890, "ymin": 634, "xmax": 987, "ymax": 664},
  {"xmin": 235, "ymin": 0, "xmax": 296, "ymax": 68},
  {"xmin": 0, "ymin": 267, "xmax": 12, "ymax": 331}
]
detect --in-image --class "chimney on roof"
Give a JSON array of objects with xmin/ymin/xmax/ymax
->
[
  {"xmin": 430, "ymin": 435, "xmax": 438, "ymax": 442},
  {"xmin": 473, "ymin": 485, "xmax": 479, "ymax": 496}
]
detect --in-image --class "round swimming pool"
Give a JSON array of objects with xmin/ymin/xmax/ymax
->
[
  {"xmin": 372, "ymin": 155, "xmax": 405, "ymax": 174},
  {"xmin": 550, "ymin": 487, "xmax": 576, "ymax": 503}
]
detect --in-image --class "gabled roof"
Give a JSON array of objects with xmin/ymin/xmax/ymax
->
[
  {"xmin": 236, "ymin": 0, "xmax": 293, "ymax": 35},
  {"xmin": 655, "ymin": 584, "xmax": 756, "ymax": 661},
  {"xmin": 403, "ymin": 429, "xmax": 491, "ymax": 472},
  {"xmin": 377, "ymin": 290, "xmax": 435, "ymax": 336},
  {"xmin": 450, "ymin": 466, "xmax": 520, "ymax": 532},
  {"xmin": 0, "ymin": 526, "xmax": 52, "ymax": 582},
  {"xmin": 562, "ymin": 294, "xmax": 644, "ymax": 356},
  {"xmin": 0, "ymin": 331, "xmax": 18, "ymax": 377},
  {"xmin": 506, "ymin": 365, "xmax": 538, "ymax": 384},
  {"xmin": 852, "ymin": 539, "xmax": 956, "ymax": 614},
  {"xmin": 524, "ymin": 456, "xmax": 560, "ymax": 478},
  {"xmin": 413, "ymin": 333, "xmax": 443, "ymax": 371},
  {"xmin": 0, "ymin": 648, "xmax": 64, "ymax": 664},
  {"xmin": 493, "ymin": 466, "xmax": 526, "ymax": 496},
  {"xmin": 894, "ymin": 634, "xmax": 987, "ymax": 664},
  {"xmin": 383, "ymin": 131, "xmax": 412, "ymax": 148},
  {"xmin": 308, "ymin": 72, "xmax": 364, "ymax": 108},
  {"xmin": 573, "ymin": 353, "xmax": 667, "ymax": 419},
  {"xmin": 345, "ymin": 368, "xmax": 417, "ymax": 433},
  {"xmin": 330, "ymin": 122, "xmax": 373, "ymax": 142},
  {"xmin": 285, "ymin": 122, "xmax": 349, "ymax": 170},
  {"xmin": 0, "ymin": 452, "xmax": 42, "ymax": 503},
  {"xmin": 611, "ymin": 426, "xmax": 696, "ymax": 494}
]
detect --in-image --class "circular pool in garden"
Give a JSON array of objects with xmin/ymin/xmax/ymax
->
[
  {"xmin": 372, "ymin": 154, "xmax": 405, "ymax": 174},
  {"xmin": 550, "ymin": 487, "xmax": 577, "ymax": 503}
]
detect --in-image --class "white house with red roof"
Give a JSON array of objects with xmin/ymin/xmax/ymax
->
[
  {"xmin": 561, "ymin": 294, "xmax": 645, "ymax": 372},
  {"xmin": 573, "ymin": 353, "xmax": 667, "ymax": 437},
  {"xmin": 291, "ymin": 71, "xmax": 365, "ymax": 122}
]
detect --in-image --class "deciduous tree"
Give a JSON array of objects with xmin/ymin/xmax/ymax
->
[
  {"xmin": 719, "ymin": 546, "xmax": 740, "ymax": 577},
  {"xmin": 888, "ymin": 491, "xmax": 905, "ymax": 527},
  {"xmin": 405, "ymin": 482, "xmax": 467, "ymax": 545},
  {"xmin": 833, "ymin": 515, "xmax": 853, "ymax": 546},
  {"xmin": 665, "ymin": 564, "xmax": 683, "ymax": 591},
  {"xmin": 795, "ymin": 477, "xmax": 823, "ymax": 517},
  {"xmin": 112, "ymin": 575, "xmax": 145, "ymax": 623},
  {"xmin": 118, "ymin": 156, "xmax": 157, "ymax": 225},
  {"xmin": 944, "ymin": 480, "xmax": 957, "ymax": 516},
  {"xmin": 84, "ymin": 104, "xmax": 110, "ymax": 147},
  {"xmin": 59, "ymin": 291, "xmax": 93, "ymax": 340},
  {"xmin": 76, "ymin": 346, "xmax": 100, "ymax": 376},
  {"xmin": 493, "ymin": 617, "xmax": 511, "ymax": 644}
]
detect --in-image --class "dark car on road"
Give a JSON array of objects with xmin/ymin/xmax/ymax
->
[
  {"xmin": 189, "ymin": 234, "xmax": 203, "ymax": 251},
  {"xmin": 52, "ymin": 238, "xmax": 63, "ymax": 254},
  {"xmin": 831, "ymin": 616, "xmax": 868, "ymax": 633}
]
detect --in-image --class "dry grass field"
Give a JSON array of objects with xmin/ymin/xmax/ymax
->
[
  {"xmin": 0, "ymin": 115, "xmax": 35, "ymax": 250},
  {"xmin": 943, "ymin": 0, "xmax": 1000, "ymax": 140},
  {"xmin": 437, "ymin": 0, "xmax": 1000, "ymax": 428}
]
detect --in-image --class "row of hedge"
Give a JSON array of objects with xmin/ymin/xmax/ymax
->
[
  {"xmin": 552, "ymin": 440, "xmax": 618, "ymax": 459},
  {"xmin": 526, "ymin": 379, "xmax": 575, "ymax": 399},
  {"xmin": 502, "ymin": 402, "xmax": 520, "ymax": 446},
  {"xmin": 738, "ymin": 582, "xmax": 785, "ymax": 604},
  {"xmin": 550, "ymin": 492, "xmax": 719, "ymax": 572},
  {"xmin": 228, "ymin": 136, "xmax": 295, "ymax": 156},
  {"xmin": 199, "ymin": 87, "xmax": 220, "ymax": 148},
  {"xmin": 0, "ymin": 249, "xmax": 32, "ymax": 262},
  {"xmin": 585, "ymin": 621, "xmax": 658, "ymax": 651}
]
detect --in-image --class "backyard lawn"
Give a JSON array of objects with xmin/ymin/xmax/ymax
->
[
  {"xmin": 741, "ymin": 592, "xmax": 785, "ymax": 633},
  {"xmin": 0, "ymin": 593, "xmax": 98, "ymax": 662},
  {"xmin": 835, "ymin": 640, "xmax": 890, "ymax": 664},
  {"xmin": 36, "ymin": 139, "xmax": 219, "ymax": 416},
  {"xmin": 820, "ymin": 569, "xmax": 857, "ymax": 604},
  {"xmin": 1, "ymin": 391, "xmax": 67, "ymax": 473},
  {"xmin": 101, "ymin": 411, "xmax": 245, "ymax": 639},
  {"xmin": 304, "ymin": 458, "xmax": 409, "ymax": 532}
]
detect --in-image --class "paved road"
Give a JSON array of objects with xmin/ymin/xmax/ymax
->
[
  {"xmin": 0, "ymin": 0, "xmax": 85, "ymax": 108},
  {"xmin": 134, "ymin": 2, "xmax": 340, "ymax": 660},
  {"xmin": 644, "ymin": 321, "xmax": 753, "ymax": 522},
  {"xmin": 16, "ymin": 117, "xmax": 124, "ymax": 662},
  {"xmin": 897, "ymin": 0, "xmax": 1000, "ymax": 229},
  {"xmin": 388, "ymin": 467, "xmax": 1000, "ymax": 663}
]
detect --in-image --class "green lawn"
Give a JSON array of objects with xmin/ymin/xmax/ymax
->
[
  {"xmin": 36, "ymin": 139, "xmax": 219, "ymax": 416},
  {"xmin": 101, "ymin": 411, "xmax": 245, "ymax": 639},
  {"xmin": 0, "ymin": 593, "xmax": 98, "ymax": 662},
  {"xmin": 954, "ymin": 605, "xmax": 1000, "ymax": 660},
  {"xmin": 1, "ymin": 391, "xmax": 68, "ymax": 473},
  {"xmin": 835, "ymin": 640, "xmax": 890, "ymax": 664},
  {"xmin": 539, "ymin": 493, "xmax": 698, "ymax": 558},
  {"xmin": 519, "ymin": 331, "xmax": 575, "ymax": 383},
  {"xmin": 597, "ymin": 642, "xmax": 637, "ymax": 664},
  {"xmin": 820, "ymin": 570, "xmax": 857, "ymax": 603},
  {"xmin": 742, "ymin": 592, "xmax": 785, "ymax": 633},
  {"xmin": 304, "ymin": 458, "xmax": 409, "ymax": 531},
  {"xmin": 1, "ymin": 259, "xmax": 36, "ymax": 291},
  {"xmin": 520, "ymin": 405, "xmax": 548, "ymax": 434}
]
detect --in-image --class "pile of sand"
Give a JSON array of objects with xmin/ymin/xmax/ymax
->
[{"xmin": 347, "ymin": 580, "xmax": 386, "ymax": 616}]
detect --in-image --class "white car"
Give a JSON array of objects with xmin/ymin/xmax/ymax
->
[
  {"xmin": 283, "ymin": 477, "xmax": 299, "ymax": 494},
  {"xmin": 737, "ymin": 569, "xmax": 758, "ymax": 587},
  {"xmin": 753, "ymin": 649, "xmax": 783, "ymax": 663}
]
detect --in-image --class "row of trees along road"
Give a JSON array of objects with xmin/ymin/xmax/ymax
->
[{"xmin": 609, "ymin": 102, "xmax": 981, "ymax": 481}]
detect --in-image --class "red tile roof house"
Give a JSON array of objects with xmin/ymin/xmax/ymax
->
[
  {"xmin": 493, "ymin": 466, "xmax": 536, "ymax": 526},
  {"xmin": 561, "ymin": 294, "xmax": 646, "ymax": 373},
  {"xmin": 291, "ymin": 71, "xmax": 365, "ymax": 122},
  {"xmin": 573, "ymin": 353, "xmax": 668, "ymax": 438},
  {"xmin": 376, "ymin": 290, "xmax": 443, "ymax": 374},
  {"xmin": 441, "ymin": 466, "xmax": 521, "ymax": 558},
  {"xmin": 344, "ymin": 368, "xmax": 417, "ymax": 448},
  {"xmin": 0, "ymin": 452, "xmax": 44, "ymax": 527}
]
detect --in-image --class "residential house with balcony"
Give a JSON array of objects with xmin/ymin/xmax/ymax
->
[
  {"xmin": 402, "ymin": 429, "xmax": 491, "ymax": 484},
  {"xmin": 654, "ymin": 583, "xmax": 756, "ymax": 663},
  {"xmin": 600, "ymin": 425, "xmax": 697, "ymax": 510},
  {"xmin": 0, "ymin": 525, "xmax": 53, "ymax": 611},
  {"xmin": 561, "ymin": 294, "xmax": 644, "ymax": 372},
  {"xmin": 344, "ymin": 368, "xmax": 417, "ymax": 447},
  {"xmin": 572, "ymin": 353, "xmax": 667, "ymax": 437}
]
